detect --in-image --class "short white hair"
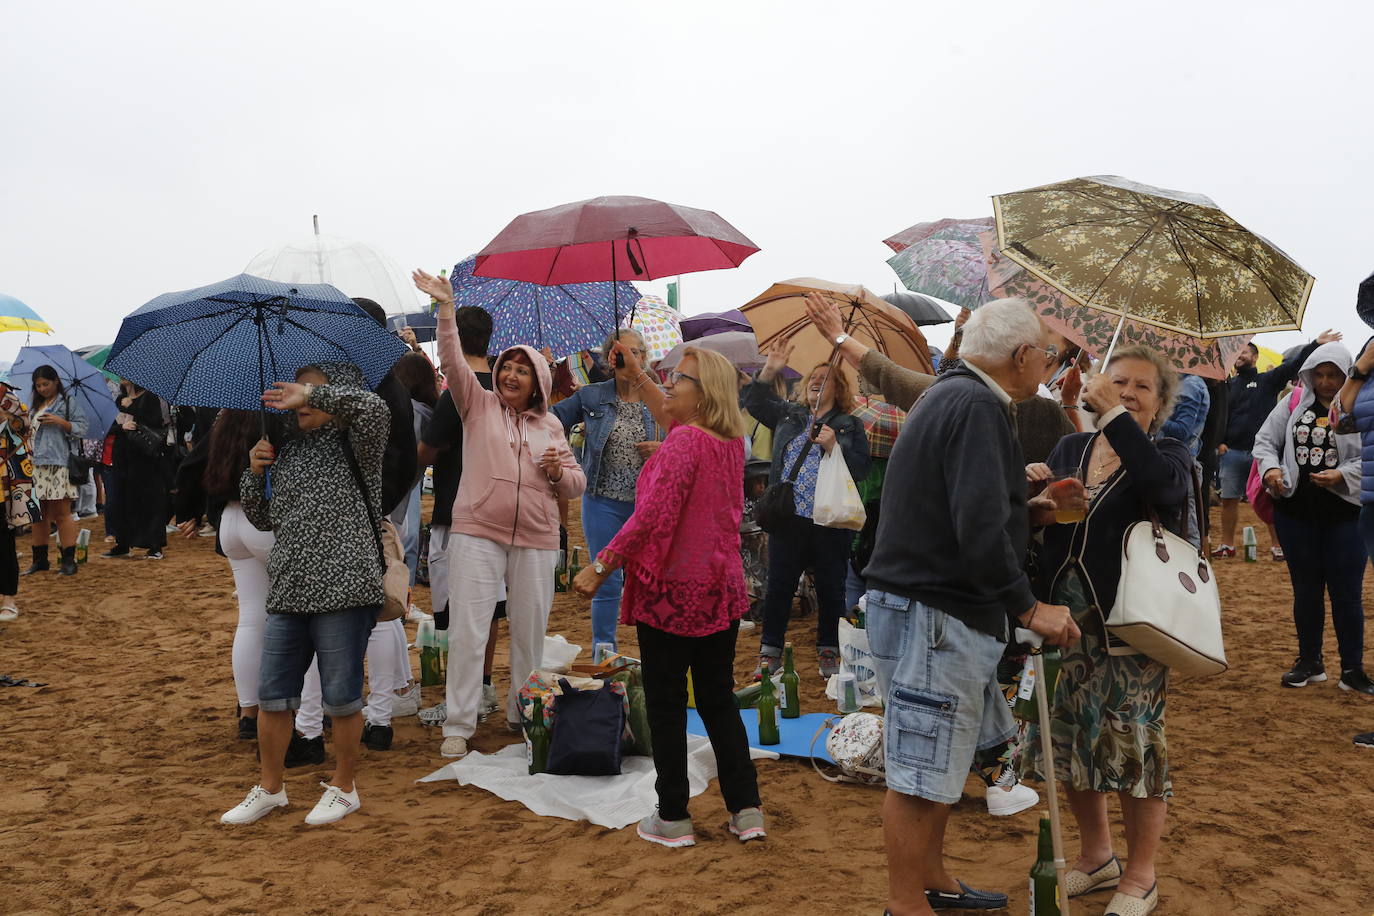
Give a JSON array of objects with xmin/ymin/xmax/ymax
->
[{"xmin": 959, "ymin": 298, "xmax": 1043, "ymax": 364}]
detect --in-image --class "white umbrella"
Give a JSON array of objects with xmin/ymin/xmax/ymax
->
[{"xmin": 245, "ymin": 216, "xmax": 423, "ymax": 315}]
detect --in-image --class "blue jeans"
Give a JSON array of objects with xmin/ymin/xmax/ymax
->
[
  {"xmin": 1218, "ymin": 448, "xmax": 1252, "ymax": 500},
  {"xmin": 844, "ymin": 564, "xmax": 866, "ymax": 613},
  {"xmin": 582, "ymin": 492, "xmax": 636, "ymax": 649},
  {"xmin": 258, "ymin": 606, "xmax": 378, "ymax": 716},
  {"xmin": 1276, "ymin": 510, "xmax": 1366, "ymax": 671},
  {"xmin": 760, "ymin": 516, "xmax": 851, "ymax": 651},
  {"xmin": 389, "ymin": 480, "xmax": 423, "ymax": 586}
]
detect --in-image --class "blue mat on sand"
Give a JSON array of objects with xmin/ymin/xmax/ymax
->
[{"xmin": 686, "ymin": 709, "xmax": 836, "ymax": 764}]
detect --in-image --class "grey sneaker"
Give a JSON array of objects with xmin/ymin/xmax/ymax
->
[
  {"xmin": 479, "ymin": 683, "xmax": 500, "ymax": 720},
  {"xmin": 727, "ymin": 807, "xmax": 766, "ymax": 842},
  {"xmin": 818, "ymin": 646, "xmax": 841, "ymax": 679},
  {"xmin": 752, "ymin": 647, "xmax": 783, "ymax": 680},
  {"xmin": 418, "ymin": 702, "xmax": 447, "ymax": 727},
  {"xmin": 637, "ymin": 810, "xmax": 695, "ymax": 848}
]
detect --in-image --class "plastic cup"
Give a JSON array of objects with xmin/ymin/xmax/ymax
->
[
  {"xmin": 836, "ymin": 671, "xmax": 860, "ymax": 713},
  {"xmin": 1048, "ymin": 471, "xmax": 1086, "ymax": 524}
]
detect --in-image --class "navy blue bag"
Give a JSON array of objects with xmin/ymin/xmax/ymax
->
[{"xmin": 545, "ymin": 678, "xmax": 625, "ymax": 776}]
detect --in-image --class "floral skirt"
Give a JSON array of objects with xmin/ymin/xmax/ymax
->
[
  {"xmin": 33, "ymin": 464, "xmax": 77, "ymax": 502},
  {"xmin": 1016, "ymin": 567, "xmax": 1172, "ymax": 799}
]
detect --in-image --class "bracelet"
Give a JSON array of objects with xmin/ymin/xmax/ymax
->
[
  {"xmin": 1062, "ymin": 404, "xmax": 1079, "ymax": 410},
  {"xmin": 631, "ymin": 372, "xmax": 653, "ymax": 391}
]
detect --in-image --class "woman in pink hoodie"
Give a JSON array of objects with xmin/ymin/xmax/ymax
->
[{"xmin": 413, "ymin": 270, "xmax": 586, "ymax": 760}]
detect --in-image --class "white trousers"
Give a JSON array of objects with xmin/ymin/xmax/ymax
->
[
  {"xmin": 220, "ymin": 502, "xmax": 275, "ymax": 709},
  {"xmin": 429, "ymin": 524, "xmax": 451, "ymax": 618},
  {"xmin": 363, "ymin": 617, "xmax": 411, "ymax": 726},
  {"xmin": 442, "ymin": 534, "xmax": 555, "ymax": 738}
]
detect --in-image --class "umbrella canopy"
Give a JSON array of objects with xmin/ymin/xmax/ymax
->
[
  {"xmin": 245, "ymin": 230, "xmax": 424, "ymax": 316},
  {"xmin": 625, "ymin": 295, "xmax": 683, "ymax": 362},
  {"xmin": 680, "ymin": 308, "xmax": 752, "ymax": 341},
  {"xmin": 9, "ymin": 344, "xmax": 119, "ymax": 435},
  {"xmin": 885, "ymin": 219, "xmax": 995, "ymax": 310},
  {"xmin": 450, "ymin": 255, "xmax": 640, "ymax": 358},
  {"xmin": 978, "ymin": 231, "xmax": 1252, "ymax": 380},
  {"xmin": 740, "ymin": 279, "xmax": 935, "ymax": 381},
  {"xmin": 1358, "ymin": 271, "xmax": 1374, "ymax": 329},
  {"xmin": 992, "ymin": 175, "xmax": 1314, "ymax": 338},
  {"xmin": 386, "ymin": 311, "xmax": 437, "ymax": 343},
  {"xmin": 106, "ymin": 273, "xmax": 409, "ymax": 410},
  {"xmin": 474, "ymin": 196, "xmax": 760, "ymax": 286},
  {"xmin": 881, "ymin": 288, "xmax": 953, "ymax": 326},
  {"xmin": 883, "ymin": 217, "xmax": 995, "ymax": 253},
  {"xmin": 658, "ymin": 331, "xmax": 763, "ymax": 373},
  {"xmin": 0, "ymin": 293, "xmax": 52, "ymax": 335}
]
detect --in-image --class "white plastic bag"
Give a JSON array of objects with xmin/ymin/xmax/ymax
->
[
  {"xmin": 825, "ymin": 618, "xmax": 883, "ymax": 708},
  {"xmin": 812, "ymin": 449, "xmax": 866, "ymax": 530},
  {"xmin": 542, "ymin": 634, "xmax": 582, "ymax": 673}
]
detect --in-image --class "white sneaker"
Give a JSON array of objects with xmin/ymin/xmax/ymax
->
[
  {"xmin": 479, "ymin": 684, "xmax": 500, "ymax": 720},
  {"xmin": 986, "ymin": 771, "xmax": 1039, "ymax": 816},
  {"xmin": 220, "ymin": 785, "xmax": 288, "ymax": 825},
  {"xmin": 406, "ymin": 604, "xmax": 432, "ymax": 622},
  {"xmin": 418, "ymin": 702, "xmax": 447, "ymax": 727},
  {"xmin": 440, "ymin": 736, "xmax": 469, "ymax": 758},
  {"xmin": 197, "ymin": 524, "xmax": 217, "ymax": 538},
  {"xmin": 391, "ymin": 682, "xmax": 420, "ymax": 718},
  {"xmin": 303, "ymin": 782, "xmax": 360, "ymax": 825},
  {"xmin": 0, "ymin": 605, "xmax": 18, "ymax": 622}
]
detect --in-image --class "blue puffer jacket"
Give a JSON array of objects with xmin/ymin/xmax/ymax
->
[
  {"xmin": 1352, "ymin": 369, "xmax": 1374, "ymax": 505},
  {"xmin": 550, "ymin": 380, "xmax": 662, "ymax": 498}
]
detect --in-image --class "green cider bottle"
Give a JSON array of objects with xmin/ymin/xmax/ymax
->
[
  {"xmin": 553, "ymin": 550, "xmax": 568, "ymax": 593},
  {"xmin": 1029, "ymin": 816, "xmax": 1060, "ymax": 915},
  {"xmin": 569, "ymin": 546, "xmax": 583, "ymax": 587},
  {"xmin": 756, "ymin": 663, "xmax": 781, "ymax": 745},
  {"xmin": 780, "ymin": 643, "xmax": 801, "ymax": 719},
  {"xmin": 526, "ymin": 695, "xmax": 551, "ymax": 775}
]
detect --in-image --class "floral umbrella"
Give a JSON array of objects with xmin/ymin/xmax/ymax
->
[
  {"xmin": 978, "ymin": 231, "xmax": 1251, "ymax": 381},
  {"xmin": 992, "ymin": 175, "xmax": 1313, "ymax": 340},
  {"xmin": 884, "ymin": 219, "xmax": 994, "ymax": 310}
]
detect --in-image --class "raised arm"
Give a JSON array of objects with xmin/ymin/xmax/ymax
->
[
  {"xmin": 607, "ymin": 339, "xmax": 671, "ymax": 432},
  {"xmin": 414, "ymin": 268, "xmax": 487, "ymax": 421}
]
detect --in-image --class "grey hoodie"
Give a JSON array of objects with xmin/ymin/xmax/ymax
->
[{"xmin": 1252, "ymin": 341, "xmax": 1361, "ymax": 507}]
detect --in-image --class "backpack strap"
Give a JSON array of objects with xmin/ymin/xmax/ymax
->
[{"xmin": 339, "ymin": 431, "xmax": 386, "ymax": 573}]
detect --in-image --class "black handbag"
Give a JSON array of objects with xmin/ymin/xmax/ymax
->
[
  {"xmin": 61, "ymin": 396, "xmax": 91, "ymax": 486},
  {"xmin": 755, "ymin": 436, "xmax": 815, "ymax": 534},
  {"xmin": 545, "ymin": 678, "xmax": 625, "ymax": 776}
]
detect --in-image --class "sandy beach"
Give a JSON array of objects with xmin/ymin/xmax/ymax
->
[{"xmin": 1, "ymin": 501, "xmax": 1372, "ymax": 915}]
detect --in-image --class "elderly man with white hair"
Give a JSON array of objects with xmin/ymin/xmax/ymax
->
[{"xmin": 863, "ymin": 298, "xmax": 1082, "ymax": 916}]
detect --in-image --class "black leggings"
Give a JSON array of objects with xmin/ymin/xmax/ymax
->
[{"xmin": 0, "ymin": 523, "xmax": 17, "ymax": 594}]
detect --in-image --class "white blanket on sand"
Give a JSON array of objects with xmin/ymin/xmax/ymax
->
[{"xmin": 417, "ymin": 736, "xmax": 777, "ymax": 829}]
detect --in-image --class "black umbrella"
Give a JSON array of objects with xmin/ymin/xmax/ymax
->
[
  {"xmin": 881, "ymin": 287, "xmax": 952, "ymax": 326},
  {"xmin": 1358, "ymin": 271, "xmax": 1374, "ymax": 329}
]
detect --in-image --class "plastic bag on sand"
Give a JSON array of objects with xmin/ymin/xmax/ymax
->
[
  {"xmin": 812, "ymin": 449, "xmax": 866, "ymax": 530},
  {"xmin": 825, "ymin": 619, "xmax": 883, "ymax": 708},
  {"xmin": 543, "ymin": 634, "xmax": 581, "ymax": 673}
]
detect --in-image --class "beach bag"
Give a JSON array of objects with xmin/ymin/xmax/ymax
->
[
  {"xmin": 1105, "ymin": 475, "xmax": 1228, "ymax": 678},
  {"xmin": 812, "ymin": 449, "xmax": 866, "ymax": 531},
  {"xmin": 755, "ymin": 437, "xmax": 814, "ymax": 534},
  {"xmin": 810, "ymin": 712, "xmax": 885, "ymax": 786},
  {"xmin": 825, "ymin": 618, "xmax": 882, "ymax": 709},
  {"xmin": 1245, "ymin": 386, "xmax": 1305, "ymax": 526},
  {"xmin": 341, "ymin": 432, "xmax": 409, "ymax": 623},
  {"xmin": 546, "ymin": 678, "xmax": 625, "ymax": 776}
]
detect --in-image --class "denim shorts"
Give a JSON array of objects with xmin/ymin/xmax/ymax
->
[
  {"xmin": 259, "ymin": 606, "xmax": 378, "ymax": 716},
  {"xmin": 1218, "ymin": 448, "xmax": 1252, "ymax": 500},
  {"xmin": 866, "ymin": 590, "xmax": 1015, "ymax": 804}
]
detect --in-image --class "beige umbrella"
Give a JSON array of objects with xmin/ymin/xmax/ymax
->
[
  {"xmin": 992, "ymin": 175, "xmax": 1314, "ymax": 354},
  {"xmin": 739, "ymin": 279, "xmax": 935, "ymax": 386}
]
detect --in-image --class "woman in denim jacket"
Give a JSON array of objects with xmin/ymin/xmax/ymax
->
[
  {"xmin": 24, "ymin": 365, "xmax": 88, "ymax": 577},
  {"xmin": 551, "ymin": 329, "xmax": 662, "ymax": 652}
]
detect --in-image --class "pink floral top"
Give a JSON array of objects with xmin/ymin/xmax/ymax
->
[{"xmin": 604, "ymin": 423, "xmax": 748, "ymax": 637}]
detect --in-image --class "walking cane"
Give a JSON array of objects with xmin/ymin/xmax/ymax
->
[{"xmin": 1015, "ymin": 627, "xmax": 1071, "ymax": 916}]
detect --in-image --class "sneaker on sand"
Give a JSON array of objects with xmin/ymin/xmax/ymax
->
[
  {"xmin": 1209, "ymin": 545, "xmax": 1235, "ymax": 559},
  {"xmin": 198, "ymin": 524, "xmax": 217, "ymax": 538},
  {"xmin": 818, "ymin": 647, "xmax": 841, "ymax": 679},
  {"xmin": 440, "ymin": 736, "xmax": 468, "ymax": 758},
  {"xmin": 1271, "ymin": 545, "xmax": 1285, "ymax": 562},
  {"xmin": 143, "ymin": 549, "xmax": 164, "ymax": 560},
  {"xmin": 479, "ymin": 683, "xmax": 500, "ymax": 720},
  {"xmin": 1354, "ymin": 732, "xmax": 1374, "ymax": 748},
  {"xmin": 304, "ymin": 782, "xmax": 359, "ymax": 825},
  {"xmin": 727, "ymin": 807, "xmax": 767, "ymax": 842},
  {"xmin": 418, "ymin": 702, "xmax": 447, "ymax": 727},
  {"xmin": 985, "ymin": 768, "xmax": 1039, "ymax": 816},
  {"xmin": 1281, "ymin": 657, "xmax": 1327, "ymax": 688},
  {"xmin": 361, "ymin": 722, "xmax": 393, "ymax": 751},
  {"xmin": 392, "ymin": 683, "xmax": 420, "ymax": 718},
  {"xmin": 1339, "ymin": 669, "xmax": 1374, "ymax": 695},
  {"xmin": 637, "ymin": 810, "xmax": 695, "ymax": 848},
  {"xmin": 406, "ymin": 604, "xmax": 432, "ymax": 622},
  {"xmin": 284, "ymin": 733, "xmax": 326, "ymax": 768},
  {"xmin": 220, "ymin": 785, "xmax": 287, "ymax": 825}
]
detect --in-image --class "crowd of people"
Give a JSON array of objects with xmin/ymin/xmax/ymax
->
[{"xmin": 8, "ymin": 272, "xmax": 1374, "ymax": 915}]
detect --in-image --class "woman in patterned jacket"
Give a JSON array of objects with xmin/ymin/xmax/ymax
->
[{"xmin": 220, "ymin": 361, "xmax": 388, "ymax": 828}]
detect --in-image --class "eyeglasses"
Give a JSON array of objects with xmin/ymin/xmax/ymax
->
[
  {"xmin": 1017, "ymin": 343, "xmax": 1059, "ymax": 363},
  {"xmin": 667, "ymin": 370, "xmax": 699, "ymax": 386}
]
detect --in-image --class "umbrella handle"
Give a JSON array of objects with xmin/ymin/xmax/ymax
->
[{"xmin": 1017, "ymin": 625, "xmax": 1072, "ymax": 916}]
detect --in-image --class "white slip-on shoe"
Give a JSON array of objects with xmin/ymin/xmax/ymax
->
[
  {"xmin": 440, "ymin": 736, "xmax": 469, "ymax": 759},
  {"xmin": 0, "ymin": 605, "xmax": 18, "ymax": 622},
  {"xmin": 304, "ymin": 782, "xmax": 360, "ymax": 825},
  {"xmin": 391, "ymin": 682, "xmax": 421, "ymax": 718},
  {"xmin": 220, "ymin": 785, "xmax": 288, "ymax": 825},
  {"xmin": 985, "ymin": 770, "xmax": 1039, "ymax": 816}
]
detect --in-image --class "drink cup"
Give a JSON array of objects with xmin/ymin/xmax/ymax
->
[
  {"xmin": 1048, "ymin": 470, "xmax": 1087, "ymax": 524},
  {"xmin": 836, "ymin": 671, "xmax": 860, "ymax": 713}
]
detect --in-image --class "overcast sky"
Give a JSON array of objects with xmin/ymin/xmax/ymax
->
[{"xmin": 2, "ymin": 0, "xmax": 1369, "ymax": 368}]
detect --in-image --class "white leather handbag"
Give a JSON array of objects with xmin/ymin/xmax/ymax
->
[{"xmin": 1105, "ymin": 509, "xmax": 1228, "ymax": 677}]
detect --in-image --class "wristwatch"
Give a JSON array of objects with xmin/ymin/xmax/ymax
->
[
  {"xmin": 593, "ymin": 560, "xmax": 608, "ymax": 575},
  {"xmin": 833, "ymin": 333, "xmax": 849, "ymax": 347},
  {"xmin": 1352, "ymin": 365, "xmax": 1370, "ymax": 382}
]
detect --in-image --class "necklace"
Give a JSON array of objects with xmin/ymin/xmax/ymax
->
[{"xmin": 1088, "ymin": 441, "xmax": 1120, "ymax": 484}]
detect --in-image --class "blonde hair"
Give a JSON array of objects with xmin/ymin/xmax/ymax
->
[
  {"xmin": 1104, "ymin": 345, "xmax": 1180, "ymax": 434},
  {"xmin": 681, "ymin": 347, "xmax": 747, "ymax": 439}
]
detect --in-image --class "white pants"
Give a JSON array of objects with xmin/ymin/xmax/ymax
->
[
  {"xmin": 296, "ymin": 658, "xmax": 324, "ymax": 738},
  {"xmin": 363, "ymin": 617, "xmax": 411, "ymax": 726},
  {"xmin": 443, "ymin": 533, "xmax": 556, "ymax": 738},
  {"xmin": 220, "ymin": 502, "xmax": 275, "ymax": 709},
  {"xmin": 429, "ymin": 524, "xmax": 451, "ymax": 619}
]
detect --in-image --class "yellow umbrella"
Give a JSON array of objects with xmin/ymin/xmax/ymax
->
[{"xmin": 1253, "ymin": 345, "xmax": 1283, "ymax": 371}]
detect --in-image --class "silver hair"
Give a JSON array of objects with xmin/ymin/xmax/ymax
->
[
  {"xmin": 958, "ymin": 298, "xmax": 1043, "ymax": 364},
  {"xmin": 602, "ymin": 327, "xmax": 646, "ymax": 356}
]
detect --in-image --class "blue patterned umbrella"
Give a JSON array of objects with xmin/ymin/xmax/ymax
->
[
  {"xmin": 387, "ymin": 311, "xmax": 437, "ymax": 343},
  {"xmin": 449, "ymin": 255, "xmax": 639, "ymax": 357},
  {"xmin": 107, "ymin": 273, "xmax": 409, "ymax": 410}
]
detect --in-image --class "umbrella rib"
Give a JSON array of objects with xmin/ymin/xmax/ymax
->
[
  {"xmin": 1172, "ymin": 222, "xmax": 1298, "ymax": 325},
  {"xmin": 172, "ymin": 312, "xmax": 257, "ymax": 402},
  {"xmin": 1080, "ymin": 217, "xmax": 1165, "ymax": 307},
  {"xmin": 1161, "ymin": 220, "xmax": 1206, "ymax": 335}
]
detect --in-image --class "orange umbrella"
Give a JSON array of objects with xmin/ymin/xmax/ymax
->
[{"xmin": 739, "ymin": 279, "xmax": 935, "ymax": 389}]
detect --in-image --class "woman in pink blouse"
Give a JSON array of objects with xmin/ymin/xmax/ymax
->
[{"xmin": 573, "ymin": 342, "xmax": 765, "ymax": 849}]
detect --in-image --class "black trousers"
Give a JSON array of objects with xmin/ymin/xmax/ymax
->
[
  {"xmin": 637, "ymin": 621, "xmax": 760, "ymax": 821},
  {"xmin": 0, "ymin": 523, "xmax": 16, "ymax": 594}
]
